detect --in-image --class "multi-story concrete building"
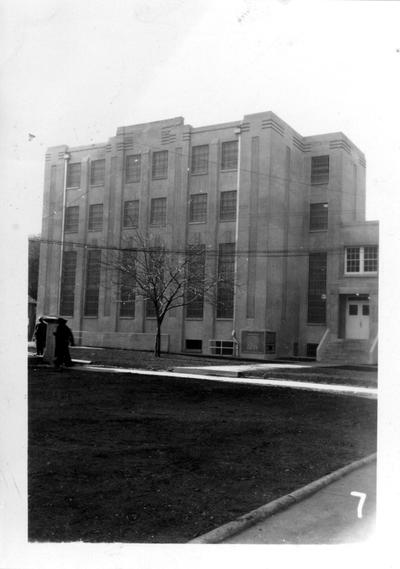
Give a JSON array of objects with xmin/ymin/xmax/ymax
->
[{"xmin": 37, "ymin": 111, "xmax": 379, "ymax": 363}]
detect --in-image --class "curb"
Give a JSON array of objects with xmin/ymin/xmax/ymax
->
[{"xmin": 188, "ymin": 452, "xmax": 377, "ymax": 544}]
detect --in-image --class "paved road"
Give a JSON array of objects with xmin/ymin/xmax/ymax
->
[{"xmin": 222, "ymin": 462, "xmax": 376, "ymax": 544}]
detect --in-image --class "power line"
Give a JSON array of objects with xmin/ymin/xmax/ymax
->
[{"xmin": 33, "ymin": 236, "xmax": 375, "ymax": 259}]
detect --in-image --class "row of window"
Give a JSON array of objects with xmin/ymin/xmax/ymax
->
[
  {"xmin": 64, "ymin": 191, "xmax": 238, "ymax": 233},
  {"xmin": 67, "ymin": 149, "xmax": 330, "ymax": 188},
  {"xmin": 66, "ymin": 197, "xmax": 328, "ymax": 233},
  {"xmin": 66, "ymin": 142, "xmax": 240, "ymax": 189},
  {"xmin": 60, "ymin": 243, "xmax": 236, "ymax": 319},
  {"xmin": 61, "ymin": 245, "xmax": 377, "ymax": 321}
]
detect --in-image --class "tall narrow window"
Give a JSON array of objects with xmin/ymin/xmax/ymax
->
[
  {"xmin": 221, "ymin": 141, "xmax": 238, "ymax": 170},
  {"xmin": 189, "ymin": 193, "xmax": 207, "ymax": 223},
  {"xmin": 309, "ymin": 203, "xmax": 328, "ymax": 231},
  {"xmin": 66, "ymin": 163, "xmax": 81, "ymax": 188},
  {"xmin": 90, "ymin": 159, "xmax": 105, "ymax": 186},
  {"xmin": 119, "ymin": 250, "xmax": 136, "ymax": 318},
  {"xmin": 125, "ymin": 154, "xmax": 141, "ymax": 183},
  {"xmin": 186, "ymin": 245, "xmax": 206, "ymax": 318},
  {"xmin": 152, "ymin": 150, "xmax": 168, "ymax": 179},
  {"xmin": 311, "ymin": 155, "xmax": 329, "ymax": 185},
  {"xmin": 220, "ymin": 190, "xmax": 237, "ymax": 221},
  {"xmin": 307, "ymin": 252, "xmax": 327, "ymax": 323},
  {"xmin": 217, "ymin": 243, "xmax": 235, "ymax": 318},
  {"xmin": 150, "ymin": 197, "xmax": 167, "ymax": 226},
  {"xmin": 60, "ymin": 250, "xmax": 77, "ymax": 316},
  {"xmin": 88, "ymin": 204, "xmax": 103, "ymax": 231},
  {"xmin": 65, "ymin": 206, "xmax": 79, "ymax": 233},
  {"xmin": 123, "ymin": 200, "xmax": 139, "ymax": 228},
  {"xmin": 191, "ymin": 145, "xmax": 209, "ymax": 174},
  {"xmin": 84, "ymin": 249, "xmax": 101, "ymax": 316}
]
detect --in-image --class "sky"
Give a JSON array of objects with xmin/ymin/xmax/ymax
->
[
  {"xmin": 1, "ymin": 0, "xmax": 399, "ymax": 238},
  {"xmin": 1, "ymin": 1, "xmax": 400, "ymax": 567}
]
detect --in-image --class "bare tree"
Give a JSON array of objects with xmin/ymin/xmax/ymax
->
[{"xmin": 107, "ymin": 232, "xmax": 233, "ymax": 357}]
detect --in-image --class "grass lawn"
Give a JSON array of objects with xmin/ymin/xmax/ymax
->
[{"xmin": 28, "ymin": 365, "xmax": 377, "ymax": 543}]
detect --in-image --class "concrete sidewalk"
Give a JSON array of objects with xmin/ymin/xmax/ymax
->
[{"xmin": 195, "ymin": 460, "xmax": 376, "ymax": 544}]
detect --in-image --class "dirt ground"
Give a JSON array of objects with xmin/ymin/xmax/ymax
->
[{"xmin": 28, "ymin": 364, "xmax": 377, "ymax": 543}]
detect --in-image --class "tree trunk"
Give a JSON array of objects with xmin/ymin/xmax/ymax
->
[{"xmin": 154, "ymin": 321, "xmax": 162, "ymax": 357}]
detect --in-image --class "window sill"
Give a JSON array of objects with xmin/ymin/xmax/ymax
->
[
  {"xmin": 309, "ymin": 229, "xmax": 328, "ymax": 233},
  {"xmin": 344, "ymin": 273, "xmax": 377, "ymax": 277},
  {"xmin": 122, "ymin": 226, "xmax": 139, "ymax": 230},
  {"xmin": 90, "ymin": 184, "xmax": 105, "ymax": 188},
  {"xmin": 307, "ymin": 322, "xmax": 326, "ymax": 326},
  {"xmin": 152, "ymin": 176, "xmax": 168, "ymax": 181},
  {"xmin": 125, "ymin": 180, "xmax": 141, "ymax": 184},
  {"xmin": 188, "ymin": 220, "xmax": 207, "ymax": 225},
  {"xmin": 219, "ymin": 218, "xmax": 236, "ymax": 223},
  {"xmin": 190, "ymin": 171, "xmax": 208, "ymax": 176},
  {"xmin": 66, "ymin": 186, "xmax": 80, "ymax": 190},
  {"xmin": 220, "ymin": 168, "xmax": 238, "ymax": 173}
]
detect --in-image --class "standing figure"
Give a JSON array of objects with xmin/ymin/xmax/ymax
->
[
  {"xmin": 53, "ymin": 318, "xmax": 75, "ymax": 368},
  {"xmin": 33, "ymin": 317, "xmax": 47, "ymax": 355}
]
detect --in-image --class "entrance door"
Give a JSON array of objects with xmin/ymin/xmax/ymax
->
[{"xmin": 345, "ymin": 300, "xmax": 370, "ymax": 339}]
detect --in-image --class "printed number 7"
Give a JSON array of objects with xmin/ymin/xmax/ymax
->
[{"xmin": 350, "ymin": 491, "xmax": 366, "ymax": 518}]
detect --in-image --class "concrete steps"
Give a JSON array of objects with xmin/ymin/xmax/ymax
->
[{"xmin": 320, "ymin": 340, "xmax": 370, "ymax": 364}]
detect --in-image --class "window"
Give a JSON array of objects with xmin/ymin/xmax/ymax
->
[
  {"xmin": 220, "ymin": 190, "xmax": 237, "ymax": 221},
  {"xmin": 65, "ymin": 206, "xmax": 79, "ymax": 233},
  {"xmin": 307, "ymin": 252, "xmax": 327, "ymax": 323},
  {"xmin": 152, "ymin": 150, "xmax": 168, "ymax": 179},
  {"xmin": 306, "ymin": 343, "xmax": 318, "ymax": 358},
  {"xmin": 90, "ymin": 159, "xmax": 105, "ymax": 186},
  {"xmin": 125, "ymin": 154, "xmax": 141, "ymax": 183},
  {"xmin": 310, "ymin": 203, "xmax": 328, "ymax": 231},
  {"xmin": 119, "ymin": 250, "xmax": 136, "ymax": 318},
  {"xmin": 88, "ymin": 204, "xmax": 103, "ymax": 231},
  {"xmin": 221, "ymin": 141, "xmax": 238, "ymax": 170},
  {"xmin": 150, "ymin": 197, "xmax": 166, "ymax": 226},
  {"xmin": 191, "ymin": 145, "xmax": 209, "ymax": 174},
  {"xmin": 146, "ymin": 300, "xmax": 156, "ymax": 318},
  {"xmin": 123, "ymin": 200, "xmax": 139, "ymax": 228},
  {"xmin": 209, "ymin": 339, "xmax": 235, "ymax": 356},
  {"xmin": 66, "ymin": 163, "xmax": 81, "ymax": 188},
  {"xmin": 60, "ymin": 251, "xmax": 77, "ymax": 316},
  {"xmin": 345, "ymin": 246, "xmax": 378, "ymax": 274},
  {"xmin": 189, "ymin": 193, "xmax": 207, "ymax": 223},
  {"xmin": 217, "ymin": 243, "xmax": 235, "ymax": 318},
  {"xmin": 186, "ymin": 245, "xmax": 205, "ymax": 318},
  {"xmin": 311, "ymin": 155, "xmax": 329, "ymax": 185},
  {"xmin": 185, "ymin": 339, "xmax": 202, "ymax": 352},
  {"xmin": 84, "ymin": 250, "xmax": 101, "ymax": 316},
  {"xmin": 265, "ymin": 332, "xmax": 276, "ymax": 354}
]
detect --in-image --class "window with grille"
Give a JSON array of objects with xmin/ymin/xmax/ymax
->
[
  {"xmin": 150, "ymin": 197, "xmax": 167, "ymax": 226},
  {"xmin": 65, "ymin": 206, "xmax": 79, "ymax": 233},
  {"xmin": 191, "ymin": 145, "xmax": 209, "ymax": 174},
  {"xmin": 125, "ymin": 154, "xmax": 141, "ymax": 183},
  {"xmin": 88, "ymin": 204, "xmax": 103, "ymax": 231},
  {"xmin": 84, "ymin": 249, "xmax": 101, "ymax": 316},
  {"xmin": 217, "ymin": 243, "xmax": 235, "ymax": 318},
  {"xmin": 90, "ymin": 159, "xmax": 105, "ymax": 186},
  {"xmin": 146, "ymin": 299, "xmax": 157, "ymax": 318},
  {"xmin": 220, "ymin": 190, "xmax": 237, "ymax": 221},
  {"xmin": 123, "ymin": 200, "xmax": 139, "ymax": 228},
  {"xmin": 152, "ymin": 150, "xmax": 168, "ymax": 179},
  {"xmin": 185, "ymin": 245, "xmax": 205, "ymax": 318},
  {"xmin": 311, "ymin": 155, "xmax": 329, "ymax": 185},
  {"xmin": 66, "ymin": 163, "xmax": 81, "ymax": 188},
  {"xmin": 119, "ymin": 250, "xmax": 136, "ymax": 318},
  {"xmin": 221, "ymin": 141, "xmax": 238, "ymax": 170},
  {"xmin": 309, "ymin": 203, "xmax": 328, "ymax": 231},
  {"xmin": 189, "ymin": 193, "xmax": 207, "ymax": 223},
  {"xmin": 345, "ymin": 246, "xmax": 378, "ymax": 274},
  {"xmin": 307, "ymin": 252, "xmax": 327, "ymax": 323},
  {"xmin": 60, "ymin": 251, "xmax": 77, "ymax": 316}
]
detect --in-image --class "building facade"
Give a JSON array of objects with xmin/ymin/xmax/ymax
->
[{"xmin": 37, "ymin": 111, "xmax": 379, "ymax": 363}]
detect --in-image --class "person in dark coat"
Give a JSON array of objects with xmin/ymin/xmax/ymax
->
[
  {"xmin": 33, "ymin": 317, "xmax": 47, "ymax": 355},
  {"xmin": 53, "ymin": 318, "xmax": 75, "ymax": 368}
]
